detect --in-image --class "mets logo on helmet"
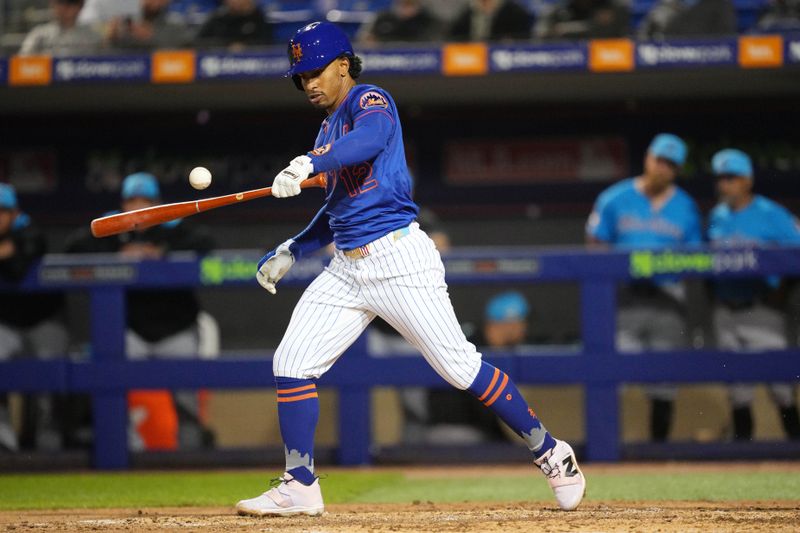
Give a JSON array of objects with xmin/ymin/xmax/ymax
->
[
  {"xmin": 291, "ymin": 43, "xmax": 303, "ymax": 63},
  {"xmin": 359, "ymin": 91, "xmax": 388, "ymax": 110}
]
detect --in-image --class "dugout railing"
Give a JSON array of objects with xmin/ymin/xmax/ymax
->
[{"xmin": 1, "ymin": 246, "xmax": 798, "ymax": 469}]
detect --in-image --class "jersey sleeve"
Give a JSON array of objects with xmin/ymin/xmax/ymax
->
[
  {"xmin": 768, "ymin": 205, "xmax": 800, "ymax": 244},
  {"xmin": 586, "ymin": 189, "xmax": 616, "ymax": 243},
  {"xmin": 308, "ymin": 88, "xmax": 395, "ymax": 173},
  {"xmin": 288, "ymin": 203, "xmax": 334, "ymax": 259}
]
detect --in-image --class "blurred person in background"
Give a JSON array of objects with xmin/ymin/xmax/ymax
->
[
  {"xmin": 448, "ymin": 0, "xmax": 533, "ymax": 42},
  {"xmin": 195, "ymin": 0, "xmax": 272, "ymax": 50},
  {"xmin": 534, "ymin": 0, "xmax": 630, "ymax": 40},
  {"xmin": 707, "ymin": 149, "xmax": 800, "ymax": 441},
  {"xmin": 65, "ymin": 172, "xmax": 216, "ymax": 451},
  {"xmin": 754, "ymin": 0, "xmax": 800, "ymax": 32},
  {"xmin": 107, "ymin": 0, "xmax": 191, "ymax": 49},
  {"xmin": 0, "ymin": 184, "xmax": 67, "ymax": 452},
  {"xmin": 19, "ymin": 0, "xmax": 103, "ymax": 56},
  {"xmin": 425, "ymin": 0, "xmax": 472, "ymax": 23},
  {"xmin": 374, "ymin": 289, "xmax": 532, "ymax": 445},
  {"xmin": 424, "ymin": 291, "xmax": 535, "ymax": 444},
  {"xmin": 78, "ymin": 0, "xmax": 140, "ymax": 27},
  {"xmin": 586, "ymin": 133, "xmax": 703, "ymax": 442},
  {"xmin": 358, "ymin": 0, "xmax": 443, "ymax": 44},
  {"xmin": 637, "ymin": 0, "xmax": 736, "ymax": 40}
]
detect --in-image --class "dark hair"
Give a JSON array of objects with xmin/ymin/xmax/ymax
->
[{"xmin": 344, "ymin": 55, "xmax": 362, "ymax": 79}]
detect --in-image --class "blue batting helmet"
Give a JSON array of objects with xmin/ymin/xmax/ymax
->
[{"xmin": 287, "ymin": 21, "xmax": 354, "ymax": 89}]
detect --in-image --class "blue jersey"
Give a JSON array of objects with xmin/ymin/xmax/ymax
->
[
  {"xmin": 708, "ymin": 195, "xmax": 800, "ymax": 303},
  {"xmin": 587, "ymin": 178, "xmax": 703, "ymax": 248},
  {"xmin": 300, "ymin": 84, "xmax": 418, "ymax": 251}
]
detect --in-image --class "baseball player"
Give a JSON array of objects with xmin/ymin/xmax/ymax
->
[
  {"xmin": 707, "ymin": 148, "xmax": 800, "ymax": 440},
  {"xmin": 236, "ymin": 21, "xmax": 585, "ymax": 517},
  {"xmin": 586, "ymin": 133, "xmax": 703, "ymax": 441},
  {"xmin": 0, "ymin": 183, "xmax": 67, "ymax": 452}
]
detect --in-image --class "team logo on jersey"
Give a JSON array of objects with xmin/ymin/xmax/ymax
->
[
  {"xmin": 290, "ymin": 43, "xmax": 303, "ymax": 64},
  {"xmin": 359, "ymin": 91, "xmax": 389, "ymax": 110},
  {"xmin": 311, "ymin": 143, "xmax": 331, "ymax": 156}
]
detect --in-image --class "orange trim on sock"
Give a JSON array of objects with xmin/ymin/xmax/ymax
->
[
  {"xmin": 478, "ymin": 368, "xmax": 500, "ymax": 401},
  {"xmin": 277, "ymin": 384, "xmax": 317, "ymax": 395},
  {"xmin": 276, "ymin": 392, "xmax": 319, "ymax": 403},
  {"xmin": 484, "ymin": 373, "xmax": 508, "ymax": 407}
]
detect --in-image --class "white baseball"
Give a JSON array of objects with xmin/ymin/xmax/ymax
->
[{"xmin": 189, "ymin": 167, "xmax": 212, "ymax": 190}]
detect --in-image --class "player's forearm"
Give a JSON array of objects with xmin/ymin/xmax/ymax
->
[
  {"xmin": 289, "ymin": 205, "xmax": 334, "ymax": 259},
  {"xmin": 308, "ymin": 113, "xmax": 391, "ymax": 173}
]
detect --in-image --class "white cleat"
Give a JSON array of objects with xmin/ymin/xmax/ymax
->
[
  {"xmin": 236, "ymin": 472, "xmax": 324, "ymax": 517},
  {"xmin": 534, "ymin": 439, "xmax": 586, "ymax": 511}
]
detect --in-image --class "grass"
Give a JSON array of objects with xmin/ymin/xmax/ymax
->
[{"xmin": 0, "ymin": 469, "xmax": 798, "ymax": 510}]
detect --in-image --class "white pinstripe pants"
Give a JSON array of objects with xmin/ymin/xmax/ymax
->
[{"xmin": 273, "ymin": 223, "xmax": 483, "ymax": 390}]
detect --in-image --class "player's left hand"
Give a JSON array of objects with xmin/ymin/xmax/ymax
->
[
  {"xmin": 272, "ymin": 156, "xmax": 314, "ymax": 198},
  {"xmin": 256, "ymin": 240, "xmax": 295, "ymax": 294}
]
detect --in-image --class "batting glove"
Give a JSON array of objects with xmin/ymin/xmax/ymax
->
[
  {"xmin": 272, "ymin": 155, "xmax": 314, "ymax": 198},
  {"xmin": 256, "ymin": 239, "xmax": 295, "ymax": 294}
]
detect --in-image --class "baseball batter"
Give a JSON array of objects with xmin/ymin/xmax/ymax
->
[
  {"xmin": 707, "ymin": 148, "xmax": 800, "ymax": 440},
  {"xmin": 236, "ymin": 21, "xmax": 585, "ymax": 516},
  {"xmin": 586, "ymin": 133, "xmax": 703, "ymax": 441}
]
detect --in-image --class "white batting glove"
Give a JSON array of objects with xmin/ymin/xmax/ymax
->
[
  {"xmin": 256, "ymin": 240, "xmax": 295, "ymax": 294},
  {"xmin": 272, "ymin": 155, "xmax": 314, "ymax": 198}
]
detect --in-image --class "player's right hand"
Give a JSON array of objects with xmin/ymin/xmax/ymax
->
[
  {"xmin": 256, "ymin": 240, "xmax": 295, "ymax": 294},
  {"xmin": 272, "ymin": 155, "xmax": 313, "ymax": 198}
]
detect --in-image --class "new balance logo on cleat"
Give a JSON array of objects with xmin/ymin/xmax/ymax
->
[{"xmin": 563, "ymin": 456, "xmax": 579, "ymax": 477}]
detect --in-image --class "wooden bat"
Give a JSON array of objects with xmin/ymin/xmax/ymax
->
[{"xmin": 91, "ymin": 173, "xmax": 327, "ymax": 238}]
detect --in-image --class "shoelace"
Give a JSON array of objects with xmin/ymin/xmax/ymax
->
[
  {"xmin": 538, "ymin": 455, "xmax": 561, "ymax": 479},
  {"xmin": 268, "ymin": 475, "xmax": 291, "ymax": 488}
]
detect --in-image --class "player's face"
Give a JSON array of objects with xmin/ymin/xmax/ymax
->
[
  {"xmin": 52, "ymin": 0, "xmax": 83, "ymax": 27},
  {"xmin": 122, "ymin": 197, "xmax": 158, "ymax": 213},
  {"xmin": 299, "ymin": 58, "xmax": 352, "ymax": 112},
  {"xmin": 643, "ymin": 153, "xmax": 678, "ymax": 190},
  {"xmin": 716, "ymin": 175, "xmax": 751, "ymax": 205},
  {"xmin": 484, "ymin": 320, "xmax": 527, "ymax": 348},
  {"xmin": 0, "ymin": 209, "xmax": 14, "ymax": 235}
]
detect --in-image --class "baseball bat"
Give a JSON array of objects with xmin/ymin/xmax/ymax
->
[{"xmin": 91, "ymin": 172, "xmax": 328, "ymax": 238}]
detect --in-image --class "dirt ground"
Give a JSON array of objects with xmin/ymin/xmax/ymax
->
[
  {"xmin": 2, "ymin": 464, "xmax": 798, "ymax": 532},
  {"xmin": 3, "ymin": 501, "xmax": 798, "ymax": 533}
]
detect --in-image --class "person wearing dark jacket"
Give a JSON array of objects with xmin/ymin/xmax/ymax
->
[
  {"xmin": 0, "ymin": 183, "xmax": 67, "ymax": 452},
  {"xmin": 66, "ymin": 172, "xmax": 215, "ymax": 450},
  {"xmin": 195, "ymin": 0, "xmax": 272, "ymax": 50},
  {"xmin": 449, "ymin": 0, "xmax": 533, "ymax": 42},
  {"xmin": 535, "ymin": 0, "xmax": 630, "ymax": 40},
  {"xmin": 358, "ymin": 0, "xmax": 443, "ymax": 44},
  {"xmin": 637, "ymin": 0, "xmax": 737, "ymax": 40}
]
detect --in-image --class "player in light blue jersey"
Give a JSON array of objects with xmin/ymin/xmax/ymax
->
[
  {"xmin": 235, "ymin": 22, "xmax": 585, "ymax": 517},
  {"xmin": 587, "ymin": 133, "xmax": 702, "ymax": 442},
  {"xmin": 707, "ymin": 148, "xmax": 800, "ymax": 441}
]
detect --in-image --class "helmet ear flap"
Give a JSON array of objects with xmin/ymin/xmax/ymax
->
[{"xmin": 293, "ymin": 75, "xmax": 303, "ymax": 91}]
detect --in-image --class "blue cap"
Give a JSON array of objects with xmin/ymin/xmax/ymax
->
[
  {"xmin": 486, "ymin": 291, "xmax": 530, "ymax": 322},
  {"xmin": 0, "ymin": 183, "xmax": 17, "ymax": 210},
  {"xmin": 121, "ymin": 172, "xmax": 160, "ymax": 200},
  {"xmin": 287, "ymin": 21, "xmax": 354, "ymax": 79},
  {"xmin": 712, "ymin": 148, "xmax": 753, "ymax": 178},
  {"xmin": 648, "ymin": 133, "xmax": 687, "ymax": 166}
]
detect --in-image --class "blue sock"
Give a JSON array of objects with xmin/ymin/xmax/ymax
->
[
  {"xmin": 467, "ymin": 361, "xmax": 556, "ymax": 459},
  {"xmin": 275, "ymin": 376, "xmax": 318, "ymax": 486}
]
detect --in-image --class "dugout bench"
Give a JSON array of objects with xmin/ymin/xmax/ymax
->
[{"xmin": 1, "ymin": 246, "xmax": 798, "ymax": 469}]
